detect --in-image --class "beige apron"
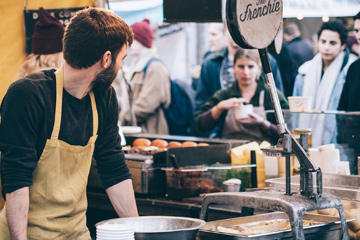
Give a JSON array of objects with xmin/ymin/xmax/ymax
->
[
  {"xmin": 223, "ymin": 90, "xmax": 269, "ymax": 142},
  {"xmin": 0, "ymin": 66, "xmax": 97, "ymax": 240}
]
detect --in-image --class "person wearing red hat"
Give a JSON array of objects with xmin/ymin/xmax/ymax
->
[
  {"xmin": 0, "ymin": 8, "xmax": 138, "ymax": 239},
  {"xmin": 15, "ymin": 7, "xmax": 64, "ymax": 80},
  {"xmin": 117, "ymin": 19, "xmax": 171, "ymax": 134}
]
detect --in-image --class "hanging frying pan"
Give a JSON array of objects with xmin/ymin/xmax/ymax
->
[
  {"xmin": 226, "ymin": 0, "xmax": 282, "ymax": 49},
  {"xmin": 226, "ymin": 0, "xmax": 286, "ymax": 134}
]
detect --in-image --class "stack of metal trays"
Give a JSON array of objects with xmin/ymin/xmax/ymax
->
[{"xmin": 198, "ymin": 212, "xmax": 349, "ymax": 240}]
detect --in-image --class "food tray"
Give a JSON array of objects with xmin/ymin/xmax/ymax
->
[
  {"xmin": 265, "ymin": 173, "xmax": 360, "ymax": 202},
  {"xmin": 198, "ymin": 212, "xmax": 349, "ymax": 240}
]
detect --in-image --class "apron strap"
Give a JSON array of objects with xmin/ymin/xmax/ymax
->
[
  {"xmin": 52, "ymin": 66, "xmax": 99, "ymax": 139},
  {"xmin": 52, "ymin": 66, "xmax": 64, "ymax": 140},
  {"xmin": 259, "ymin": 90, "xmax": 265, "ymax": 107},
  {"xmin": 89, "ymin": 91, "xmax": 98, "ymax": 136}
]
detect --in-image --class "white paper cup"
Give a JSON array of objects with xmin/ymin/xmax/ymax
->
[
  {"xmin": 288, "ymin": 96, "xmax": 312, "ymax": 112},
  {"xmin": 234, "ymin": 104, "xmax": 253, "ymax": 120},
  {"xmin": 337, "ymin": 161, "xmax": 350, "ymax": 175},
  {"xmin": 264, "ymin": 156, "xmax": 278, "ymax": 179}
]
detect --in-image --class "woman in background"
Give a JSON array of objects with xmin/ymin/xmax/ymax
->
[
  {"xmin": 15, "ymin": 7, "xmax": 64, "ymax": 80},
  {"xmin": 195, "ymin": 49, "xmax": 288, "ymax": 143}
]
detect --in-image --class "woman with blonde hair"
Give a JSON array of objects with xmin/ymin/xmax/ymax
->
[
  {"xmin": 195, "ymin": 49, "xmax": 288, "ymax": 143},
  {"xmin": 15, "ymin": 7, "xmax": 64, "ymax": 80}
]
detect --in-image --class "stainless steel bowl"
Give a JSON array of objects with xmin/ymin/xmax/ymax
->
[{"xmin": 96, "ymin": 216, "xmax": 205, "ymax": 240}]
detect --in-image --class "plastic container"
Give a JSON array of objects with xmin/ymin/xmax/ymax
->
[
  {"xmin": 234, "ymin": 104, "xmax": 253, "ymax": 120},
  {"xmin": 222, "ymin": 179, "xmax": 241, "ymax": 192},
  {"xmin": 288, "ymin": 96, "xmax": 312, "ymax": 112},
  {"xmin": 200, "ymin": 169, "xmax": 227, "ymax": 194},
  {"xmin": 166, "ymin": 169, "xmax": 204, "ymax": 200}
]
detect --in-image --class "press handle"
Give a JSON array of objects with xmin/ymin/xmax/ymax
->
[
  {"xmin": 200, "ymin": 193, "xmax": 240, "ymax": 221},
  {"xmin": 169, "ymin": 154, "xmax": 180, "ymax": 169}
]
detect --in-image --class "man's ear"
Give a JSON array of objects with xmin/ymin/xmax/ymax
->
[
  {"xmin": 340, "ymin": 44, "xmax": 346, "ymax": 51},
  {"xmin": 102, "ymin": 51, "xmax": 112, "ymax": 68}
]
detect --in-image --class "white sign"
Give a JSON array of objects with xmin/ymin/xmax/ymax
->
[
  {"xmin": 235, "ymin": 0, "xmax": 283, "ymax": 49},
  {"xmin": 283, "ymin": 0, "xmax": 360, "ymax": 18}
]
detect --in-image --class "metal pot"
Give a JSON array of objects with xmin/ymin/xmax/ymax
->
[{"xmin": 96, "ymin": 216, "xmax": 205, "ymax": 240}]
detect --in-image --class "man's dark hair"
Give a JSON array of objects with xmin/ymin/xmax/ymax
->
[
  {"xmin": 284, "ymin": 22, "xmax": 299, "ymax": 36},
  {"xmin": 354, "ymin": 11, "xmax": 360, "ymax": 21},
  {"xmin": 317, "ymin": 19, "xmax": 348, "ymax": 45},
  {"xmin": 63, "ymin": 8, "xmax": 134, "ymax": 69}
]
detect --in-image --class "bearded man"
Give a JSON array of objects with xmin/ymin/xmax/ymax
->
[{"xmin": 0, "ymin": 7, "xmax": 138, "ymax": 240}]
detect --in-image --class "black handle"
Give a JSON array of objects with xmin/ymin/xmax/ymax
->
[
  {"xmin": 169, "ymin": 154, "xmax": 180, "ymax": 169},
  {"xmin": 250, "ymin": 150, "xmax": 257, "ymax": 188},
  {"xmin": 258, "ymin": 48, "xmax": 272, "ymax": 74}
]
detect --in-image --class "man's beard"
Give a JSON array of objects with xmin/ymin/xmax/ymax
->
[{"xmin": 91, "ymin": 62, "xmax": 117, "ymax": 92}]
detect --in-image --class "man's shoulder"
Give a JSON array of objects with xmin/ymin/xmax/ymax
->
[
  {"xmin": 289, "ymin": 38, "xmax": 313, "ymax": 50},
  {"xmin": 203, "ymin": 49, "xmax": 227, "ymax": 63},
  {"xmin": 349, "ymin": 58, "xmax": 360, "ymax": 70},
  {"xmin": 93, "ymin": 86, "xmax": 118, "ymax": 107},
  {"xmin": 9, "ymin": 71, "xmax": 55, "ymax": 95},
  {"xmin": 346, "ymin": 58, "xmax": 360, "ymax": 82}
]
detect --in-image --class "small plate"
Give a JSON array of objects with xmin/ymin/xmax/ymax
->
[
  {"xmin": 96, "ymin": 223, "xmax": 133, "ymax": 231},
  {"xmin": 121, "ymin": 126, "xmax": 142, "ymax": 134}
]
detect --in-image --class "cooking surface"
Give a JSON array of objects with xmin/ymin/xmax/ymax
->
[{"xmin": 199, "ymin": 212, "xmax": 349, "ymax": 240}]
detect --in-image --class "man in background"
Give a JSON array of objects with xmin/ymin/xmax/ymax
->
[{"xmin": 283, "ymin": 22, "xmax": 314, "ymax": 70}]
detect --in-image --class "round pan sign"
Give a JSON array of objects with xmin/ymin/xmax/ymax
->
[{"xmin": 226, "ymin": 0, "xmax": 283, "ymax": 49}]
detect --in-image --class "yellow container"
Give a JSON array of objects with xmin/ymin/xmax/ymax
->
[{"xmin": 230, "ymin": 141, "xmax": 270, "ymax": 188}]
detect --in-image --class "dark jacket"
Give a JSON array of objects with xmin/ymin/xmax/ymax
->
[
  {"xmin": 286, "ymin": 36, "xmax": 314, "ymax": 70},
  {"xmin": 195, "ymin": 48, "xmax": 284, "ymax": 113},
  {"xmin": 338, "ymin": 59, "xmax": 360, "ymax": 111}
]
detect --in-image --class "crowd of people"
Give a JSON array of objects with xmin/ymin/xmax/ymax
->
[
  {"xmin": 117, "ymin": 15, "xmax": 360, "ymax": 146},
  {"xmin": 0, "ymin": 6, "xmax": 360, "ymax": 239},
  {"xmin": 11, "ymin": 8, "xmax": 360, "ymax": 146}
]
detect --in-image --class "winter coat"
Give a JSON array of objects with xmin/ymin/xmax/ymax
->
[{"xmin": 123, "ymin": 48, "xmax": 171, "ymax": 134}]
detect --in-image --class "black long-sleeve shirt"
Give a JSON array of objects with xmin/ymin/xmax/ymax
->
[
  {"xmin": 0, "ymin": 69, "xmax": 131, "ymax": 196},
  {"xmin": 338, "ymin": 59, "xmax": 360, "ymax": 111}
]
